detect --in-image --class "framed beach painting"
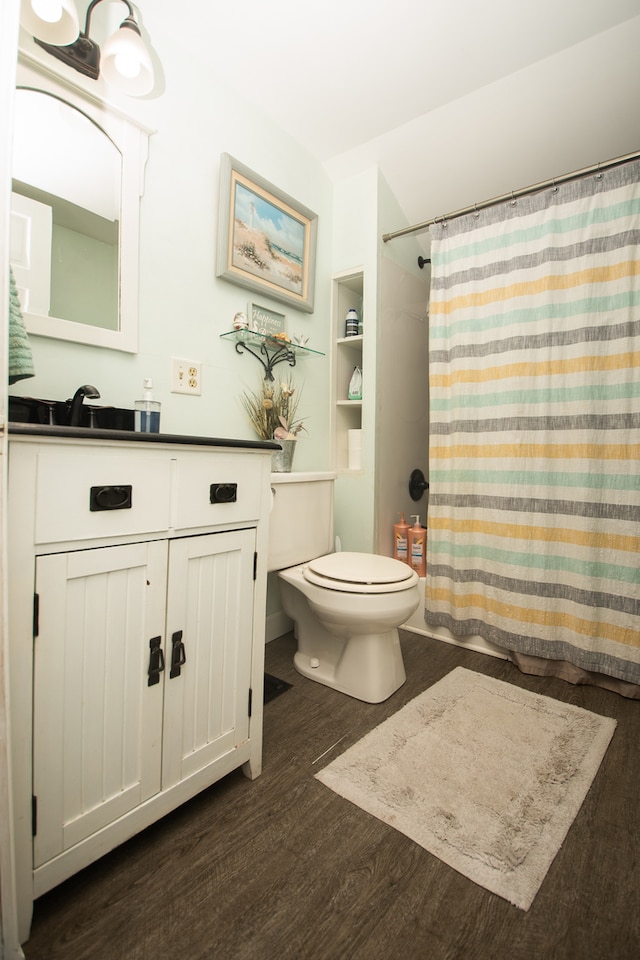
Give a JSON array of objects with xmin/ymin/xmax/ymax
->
[{"xmin": 216, "ymin": 153, "xmax": 318, "ymax": 313}]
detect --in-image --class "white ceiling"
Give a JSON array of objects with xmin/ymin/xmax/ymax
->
[
  {"xmin": 204, "ymin": 0, "xmax": 637, "ymax": 163},
  {"xmin": 142, "ymin": 0, "xmax": 636, "ymax": 239},
  {"xmin": 56, "ymin": 3, "xmax": 640, "ymax": 233}
]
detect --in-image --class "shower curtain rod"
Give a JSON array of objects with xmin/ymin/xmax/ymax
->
[{"xmin": 382, "ymin": 150, "xmax": 640, "ymax": 243}]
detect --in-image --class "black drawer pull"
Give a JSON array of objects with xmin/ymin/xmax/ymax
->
[
  {"xmin": 147, "ymin": 636, "xmax": 165, "ymax": 687},
  {"xmin": 169, "ymin": 630, "xmax": 186, "ymax": 678},
  {"xmin": 209, "ymin": 482, "xmax": 237, "ymax": 504},
  {"xmin": 90, "ymin": 484, "xmax": 132, "ymax": 511}
]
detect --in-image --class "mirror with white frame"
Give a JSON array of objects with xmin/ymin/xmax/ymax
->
[{"xmin": 11, "ymin": 56, "xmax": 151, "ymax": 353}]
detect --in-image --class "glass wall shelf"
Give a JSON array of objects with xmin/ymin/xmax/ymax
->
[{"xmin": 220, "ymin": 330, "xmax": 324, "ymax": 380}]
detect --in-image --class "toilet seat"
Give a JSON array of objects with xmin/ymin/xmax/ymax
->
[{"xmin": 303, "ymin": 552, "xmax": 416, "ymax": 594}]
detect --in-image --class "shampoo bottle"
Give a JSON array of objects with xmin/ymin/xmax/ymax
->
[
  {"xmin": 393, "ymin": 512, "xmax": 410, "ymax": 564},
  {"xmin": 345, "ymin": 308, "xmax": 359, "ymax": 337},
  {"xmin": 408, "ymin": 515, "xmax": 427, "ymax": 576},
  {"xmin": 135, "ymin": 378, "xmax": 161, "ymax": 433}
]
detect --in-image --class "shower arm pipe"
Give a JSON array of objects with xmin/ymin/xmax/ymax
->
[{"xmin": 381, "ymin": 149, "xmax": 640, "ymax": 243}]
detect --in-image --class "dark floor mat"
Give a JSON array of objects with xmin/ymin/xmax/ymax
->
[{"xmin": 264, "ymin": 673, "xmax": 293, "ymax": 704}]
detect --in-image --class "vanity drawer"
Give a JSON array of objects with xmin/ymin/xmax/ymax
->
[
  {"xmin": 34, "ymin": 449, "xmax": 172, "ymax": 544},
  {"xmin": 173, "ymin": 453, "xmax": 262, "ymax": 530}
]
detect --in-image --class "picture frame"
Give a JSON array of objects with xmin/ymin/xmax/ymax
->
[
  {"xmin": 216, "ymin": 153, "xmax": 317, "ymax": 313},
  {"xmin": 248, "ymin": 302, "xmax": 286, "ymax": 338}
]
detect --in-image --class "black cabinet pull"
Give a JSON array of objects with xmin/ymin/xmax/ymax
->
[
  {"xmin": 169, "ymin": 630, "xmax": 186, "ymax": 679},
  {"xmin": 147, "ymin": 636, "xmax": 165, "ymax": 686},
  {"xmin": 90, "ymin": 484, "xmax": 132, "ymax": 511},
  {"xmin": 209, "ymin": 482, "xmax": 237, "ymax": 504}
]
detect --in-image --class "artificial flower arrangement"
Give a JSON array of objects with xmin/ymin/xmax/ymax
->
[{"xmin": 241, "ymin": 374, "xmax": 307, "ymax": 441}]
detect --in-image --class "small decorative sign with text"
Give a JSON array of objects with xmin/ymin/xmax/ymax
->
[{"xmin": 249, "ymin": 302, "xmax": 287, "ymax": 338}]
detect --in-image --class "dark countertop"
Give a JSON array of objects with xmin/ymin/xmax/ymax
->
[{"xmin": 9, "ymin": 422, "xmax": 281, "ymax": 450}]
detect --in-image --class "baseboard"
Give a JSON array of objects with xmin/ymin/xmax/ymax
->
[
  {"xmin": 402, "ymin": 621, "xmax": 507, "ymax": 660},
  {"xmin": 266, "ymin": 609, "xmax": 293, "ymax": 644}
]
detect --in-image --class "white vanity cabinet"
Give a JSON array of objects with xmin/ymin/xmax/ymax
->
[{"xmin": 7, "ymin": 432, "xmax": 273, "ymax": 941}]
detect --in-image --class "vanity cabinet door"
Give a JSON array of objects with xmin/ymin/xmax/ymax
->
[
  {"xmin": 32, "ymin": 529, "xmax": 256, "ymax": 869},
  {"xmin": 33, "ymin": 541, "xmax": 168, "ymax": 869},
  {"xmin": 162, "ymin": 528, "xmax": 256, "ymax": 788}
]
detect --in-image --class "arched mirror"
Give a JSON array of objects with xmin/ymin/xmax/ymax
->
[
  {"xmin": 12, "ymin": 88, "xmax": 121, "ymax": 335},
  {"xmin": 11, "ymin": 56, "xmax": 151, "ymax": 352}
]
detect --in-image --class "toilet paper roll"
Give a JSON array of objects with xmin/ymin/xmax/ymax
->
[{"xmin": 348, "ymin": 429, "xmax": 362, "ymax": 470}]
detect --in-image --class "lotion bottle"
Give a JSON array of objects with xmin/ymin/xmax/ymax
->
[
  {"xmin": 135, "ymin": 378, "xmax": 161, "ymax": 433},
  {"xmin": 393, "ymin": 512, "xmax": 410, "ymax": 564},
  {"xmin": 408, "ymin": 515, "xmax": 427, "ymax": 576}
]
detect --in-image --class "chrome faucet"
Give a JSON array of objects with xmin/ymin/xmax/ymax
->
[{"xmin": 67, "ymin": 384, "xmax": 101, "ymax": 426}]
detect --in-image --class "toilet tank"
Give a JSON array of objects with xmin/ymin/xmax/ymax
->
[{"xmin": 267, "ymin": 472, "xmax": 336, "ymax": 571}]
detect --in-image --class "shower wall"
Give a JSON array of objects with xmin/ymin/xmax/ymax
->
[
  {"xmin": 374, "ymin": 255, "xmax": 430, "ymax": 555},
  {"xmin": 330, "ymin": 168, "xmax": 430, "ymax": 556}
]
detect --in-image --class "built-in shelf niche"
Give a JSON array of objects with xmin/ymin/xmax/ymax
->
[{"xmin": 333, "ymin": 271, "xmax": 364, "ymax": 472}]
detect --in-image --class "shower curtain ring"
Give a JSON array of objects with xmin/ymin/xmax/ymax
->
[
  {"xmin": 510, "ymin": 190, "xmax": 517, "ymax": 206},
  {"xmin": 595, "ymin": 162, "xmax": 603, "ymax": 181},
  {"xmin": 473, "ymin": 203, "xmax": 480, "ymax": 218}
]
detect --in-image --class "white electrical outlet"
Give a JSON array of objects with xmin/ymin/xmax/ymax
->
[{"xmin": 171, "ymin": 358, "xmax": 202, "ymax": 395}]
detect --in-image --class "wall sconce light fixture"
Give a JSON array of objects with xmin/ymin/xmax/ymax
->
[
  {"xmin": 21, "ymin": 0, "xmax": 154, "ymax": 96},
  {"xmin": 20, "ymin": 0, "xmax": 80, "ymax": 45}
]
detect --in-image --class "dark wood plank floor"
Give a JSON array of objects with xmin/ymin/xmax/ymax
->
[{"xmin": 23, "ymin": 631, "xmax": 639, "ymax": 960}]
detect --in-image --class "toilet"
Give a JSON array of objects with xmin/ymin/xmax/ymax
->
[{"xmin": 267, "ymin": 472, "xmax": 420, "ymax": 703}]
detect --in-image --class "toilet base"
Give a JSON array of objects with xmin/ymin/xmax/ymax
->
[{"xmin": 293, "ymin": 627, "xmax": 406, "ymax": 703}]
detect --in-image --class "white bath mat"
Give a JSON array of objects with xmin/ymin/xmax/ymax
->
[{"xmin": 315, "ymin": 667, "xmax": 616, "ymax": 910}]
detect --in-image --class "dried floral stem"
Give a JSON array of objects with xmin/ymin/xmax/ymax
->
[{"xmin": 241, "ymin": 374, "xmax": 307, "ymax": 441}]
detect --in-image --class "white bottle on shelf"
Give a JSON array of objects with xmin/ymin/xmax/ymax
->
[{"xmin": 345, "ymin": 308, "xmax": 359, "ymax": 337}]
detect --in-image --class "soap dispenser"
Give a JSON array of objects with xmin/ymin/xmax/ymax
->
[{"xmin": 135, "ymin": 378, "xmax": 161, "ymax": 433}]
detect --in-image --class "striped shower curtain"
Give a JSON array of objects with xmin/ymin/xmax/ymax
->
[{"xmin": 426, "ymin": 159, "xmax": 640, "ymax": 686}]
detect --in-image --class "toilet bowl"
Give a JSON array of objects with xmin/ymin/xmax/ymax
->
[
  {"xmin": 279, "ymin": 552, "xmax": 419, "ymax": 702},
  {"xmin": 268, "ymin": 474, "xmax": 421, "ymax": 703}
]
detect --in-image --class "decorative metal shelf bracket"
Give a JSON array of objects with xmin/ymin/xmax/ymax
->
[
  {"xmin": 220, "ymin": 330, "xmax": 324, "ymax": 380},
  {"xmin": 233, "ymin": 337, "xmax": 297, "ymax": 381}
]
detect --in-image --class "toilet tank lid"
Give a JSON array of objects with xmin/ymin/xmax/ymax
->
[{"xmin": 307, "ymin": 552, "xmax": 415, "ymax": 585}]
